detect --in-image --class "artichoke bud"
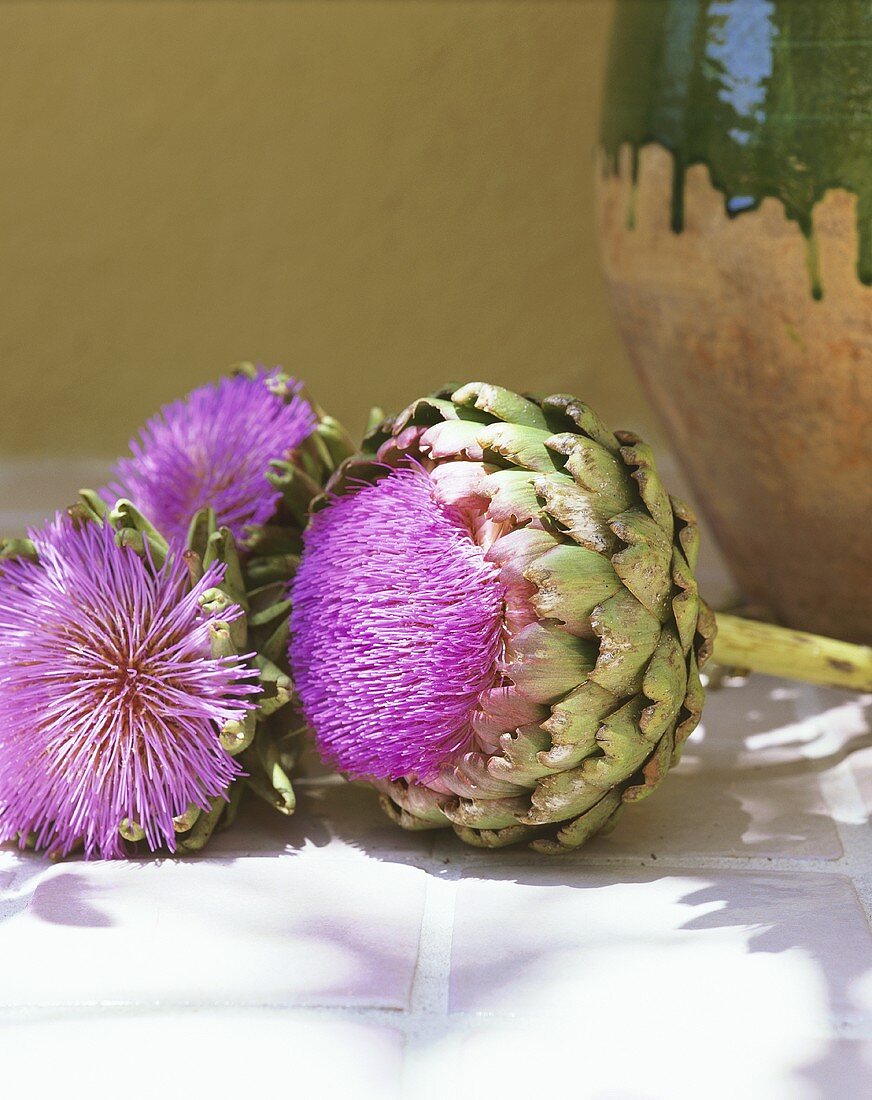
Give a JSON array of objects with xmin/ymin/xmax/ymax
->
[
  {"xmin": 202, "ymin": 525, "xmax": 246, "ymax": 594},
  {"xmin": 244, "ymin": 553, "xmax": 300, "ymax": 588},
  {"xmin": 314, "ymin": 415, "xmax": 357, "ymax": 466},
  {"xmin": 68, "ymin": 490, "xmax": 110, "ymax": 529},
  {"xmin": 183, "ymin": 547, "xmax": 205, "ymax": 586},
  {"xmin": 109, "ymin": 500, "xmax": 170, "ymax": 569},
  {"xmin": 113, "ymin": 526, "xmax": 168, "ymax": 569},
  {"xmin": 254, "ymin": 656, "xmax": 293, "ymax": 718},
  {"xmin": 220, "ymin": 713, "xmax": 256, "ymax": 755},
  {"xmin": 208, "ymin": 620, "xmax": 236, "ymax": 661},
  {"xmin": 172, "ymin": 804, "xmax": 202, "ymax": 833},
  {"xmin": 186, "ymin": 506, "xmax": 218, "ymax": 563},
  {"xmin": 364, "ymin": 406, "xmax": 386, "ymax": 437},
  {"xmin": 175, "ymin": 796, "xmax": 227, "ymax": 854},
  {"xmin": 199, "ymin": 586, "xmax": 235, "ymax": 618},
  {"xmin": 295, "ymin": 382, "xmax": 716, "ymax": 853},
  {"xmin": 119, "ymin": 818, "xmax": 146, "ymax": 843},
  {"xmin": 0, "ymin": 538, "xmax": 38, "ymax": 565},
  {"xmin": 189, "ymin": 520, "xmax": 248, "ymax": 648},
  {"xmin": 66, "ymin": 501, "xmax": 98, "ymax": 529},
  {"xmin": 111, "ymin": 499, "xmax": 170, "ymax": 551},
  {"xmin": 77, "ymin": 488, "xmax": 110, "ymax": 520},
  {"xmin": 267, "ymin": 461, "xmax": 322, "ymax": 526}
]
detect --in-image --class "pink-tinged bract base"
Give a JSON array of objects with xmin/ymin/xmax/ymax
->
[
  {"xmin": 290, "ymin": 463, "xmax": 506, "ymax": 782},
  {"xmin": 0, "ymin": 518, "xmax": 259, "ymax": 859},
  {"xmin": 108, "ymin": 369, "xmax": 317, "ymax": 545}
]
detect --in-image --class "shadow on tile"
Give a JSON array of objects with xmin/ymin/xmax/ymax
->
[
  {"xmin": 210, "ymin": 677, "xmax": 871, "ymax": 866},
  {"xmin": 0, "ymin": 856, "xmax": 426, "ymax": 1009},
  {"xmin": 25, "ymin": 871, "xmax": 114, "ymax": 928},
  {"xmin": 448, "ymin": 864, "xmax": 872, "ymax": 1098},
  {"xmin": 1, "ymin": 858, "xmax": 120, "ymax": 930},
  {"xmin": 589, "ymin": 678, "xmax": 872, "ymax": 861}
]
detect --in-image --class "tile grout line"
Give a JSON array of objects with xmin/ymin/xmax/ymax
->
[
  {"xmin": 397, "ymin": 840, "xmax": 463, "ymax": 1088},
  {"xmin": 1, "ymin": 842, "xmax": 856, "ymax": 876},
  {"xmin": 795, "ymin": 684, "xmax": 872, "ymax": 925},
  {"xmin": 5, "ymin": 1000, "xmax": 870, "ymax": 1048},
  {"xmin": 442, "ymin": 850, "xmax": 853, "ymax": 876}
]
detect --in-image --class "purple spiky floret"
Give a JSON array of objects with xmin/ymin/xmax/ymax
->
[
  {"xmin": 0, "ymin": 517, "xmax": 259, "ymax": 859},
  {"xmin": 108, "ymin": 369, "xmax": 317, "ymax": 545},
  {"xmin": 290, "ymin": 463, "xmax": 506, "ymax": 782}
]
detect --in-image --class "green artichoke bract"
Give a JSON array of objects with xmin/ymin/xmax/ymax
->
[{"xmin": 290, "ymin": 382, "xmax": 716, "ymax": 853}]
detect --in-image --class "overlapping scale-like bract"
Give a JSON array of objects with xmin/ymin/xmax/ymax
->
[{"xmin": 306, "ymin": 382, "xmax": 715, "ymax": 853}]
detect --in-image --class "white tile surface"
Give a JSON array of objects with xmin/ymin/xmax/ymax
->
[
  {"xmin": 410, "ymin": 1020, "xmax": 841, "ymax": 1100},
  {"xmin": 0, "ymin": 1010, "xmax": 404, "ymax": 1100},
  {"xmin": 0, "ymin": 856, "xmax": 425, "ymax": 1009},
  {"xmin": 450, "ymin": 867, "xmax": 872, "ymax": 1026}
]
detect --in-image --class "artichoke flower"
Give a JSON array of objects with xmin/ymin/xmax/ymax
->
[
  {"xmin": 107, "ymin": 362, "xmax": 354, "ymax": 562},
  {"xmin": 0, "ymin": 504, "xmax": 259, "ymax": 859},
  {"xmin": 101, "ymin": 363, "xmax": 356, "ymax": 836},
  {"xmin": 290, "ymin": 382, "xmax": 872, "ymax": 853}
]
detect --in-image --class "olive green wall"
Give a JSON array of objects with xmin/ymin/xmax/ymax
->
[{"xmin": 0, "ymin": 0, "xmax": 648, "ymax": 458}]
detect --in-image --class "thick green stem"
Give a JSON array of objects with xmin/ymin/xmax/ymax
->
[{"xmin": 712, "ymin": 613, "xmax": 872, "ymax": 692}]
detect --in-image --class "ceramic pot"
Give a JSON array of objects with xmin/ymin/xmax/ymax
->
[{"xmin": 597, "ymin": 0, "xmax": 871, "ymax": 644}]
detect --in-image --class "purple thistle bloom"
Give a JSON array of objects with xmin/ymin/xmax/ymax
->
[
  {"xmin": 108, "ymin": 369, "xmax": 317, "ymax": 546},
  {"xmin": 0, "ymin": 517, "xmax": 259, "ymax": 859},
  {"xmin": 290, "ymin": 463, "xmax": 506, "ymax": 782}
]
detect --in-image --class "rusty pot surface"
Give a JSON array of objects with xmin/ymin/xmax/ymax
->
[{"xmin": 598, "ymin": 0, "xmax": 872, "ymax": 644}]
